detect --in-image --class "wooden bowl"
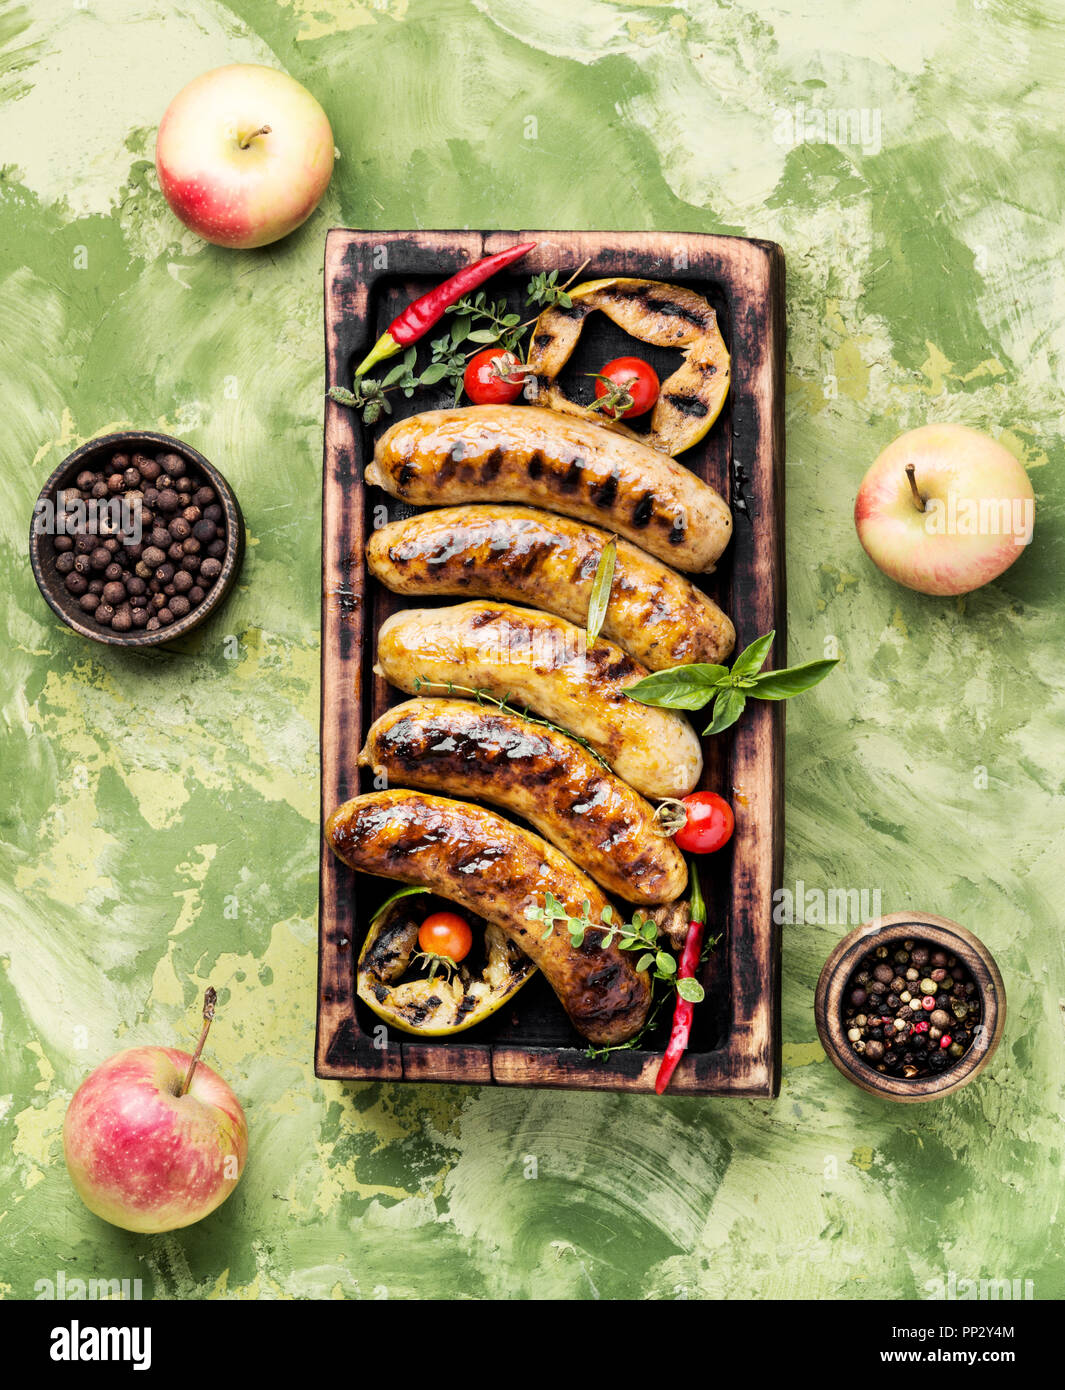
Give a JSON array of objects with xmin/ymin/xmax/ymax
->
[
  {"xmin": 814, "ymin": 911, "xmax": 1005, "ymax": 1102},
  {"xmin": 29, "ymin": 431, "xmax": 244, "ymax": 648}
]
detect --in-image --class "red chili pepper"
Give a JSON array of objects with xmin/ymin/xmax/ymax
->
[
  {"xmin": 355, "ymin": 241, "xmax": 537, "ymax": 377},
  {"xmin": 654, "ymin": 865, "xmax": 707, "ymax": 1095}
]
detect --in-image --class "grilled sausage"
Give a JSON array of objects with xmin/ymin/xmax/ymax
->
[
  {"xmin": 326, "ymin": 790, "xmax": 652, "ymax": 1044},
  {"xmin": 366, "ymin": 405, "xmax": 731, "ymax": 571},
  {"xmin": 374, "ymin": 601, "xmax": 703, "ymax": 800},
  {"xmin": 366, "ymin": 505, "xmax": 735, "ymax": 671},
  {"xmin": 360, "ymin": 698, "xmax": 687, "ymax": 904}
]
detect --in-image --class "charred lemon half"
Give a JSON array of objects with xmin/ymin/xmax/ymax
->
[
  {"xmin": 526, "ymin": 277, "xmax": 730, "ymax": 456},
  {"xmin": 357, "ymin": 889, "xmax": 536, "ymax": 1036}
]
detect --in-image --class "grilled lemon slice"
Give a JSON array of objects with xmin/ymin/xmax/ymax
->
[
  {"xmin": 526, "ymin": 277, "xmax": 730, "ymax": 456},
  {"xmin": 357, "ymin": 889, "xmax": 536, "ymax": 1036}
]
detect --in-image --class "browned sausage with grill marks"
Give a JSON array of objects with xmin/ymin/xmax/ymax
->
[
  {"xmin": 365, "ymin": 405, "xmax": 731, "ymax": 571},
  {"xmin": 374, "ymin": 600, "xmax": 703, "ymax": 800},
  {"xmin": 325, "ymin": 789, "xmax": 652, "ymax": 1044},
  {"xmin": 360, "ymin": 697, "xmax": 687, "ymax": 904},
  {"xmin": 366, "ymin": 505, "xmax": 735, "ymax": 671}
]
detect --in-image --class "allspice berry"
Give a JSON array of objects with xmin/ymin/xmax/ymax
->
[{"xmin": 49, "ymin": 446, "xmax": 229, "ymax": 638}]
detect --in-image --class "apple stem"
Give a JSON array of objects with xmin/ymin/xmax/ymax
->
[
  {"xmin": 239, "ymin": 125, "xmax": 272, "ymax": 149},
  {"xmin": 180, "ymin": 987, "xmax": 217, "ymax": 1096},
  {"xmin": 905, "ymin": 463, "xmax": 926, "ymax": 512}
]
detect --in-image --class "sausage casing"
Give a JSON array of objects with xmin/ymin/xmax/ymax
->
[
  {"xmin": 360, "ymin": 697, "xmax": 687, "ymax": 904},
  {"xmin": 367, "ymin": 505, "xmax": 735, "ymax": 671},
  {"xmin": 326, "ymin": 790, "xmax": 652, "ymax": 1044},
  {"xmin": 366, "ymin": 405, "xmax": 731, "ymax": 572},
  {"xmin": 374, "ymin": 600, "xmax": 703, "ymax": 800}
]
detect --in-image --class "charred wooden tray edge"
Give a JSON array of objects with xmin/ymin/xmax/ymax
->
[{"xmin": 316, "ymin": 229, "xmax": 785, "ymax": 1096}]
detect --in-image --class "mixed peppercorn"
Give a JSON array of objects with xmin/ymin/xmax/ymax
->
[
  {"xmin": 841, "ymin": 938, "xmax": 982, "ymax": 1079},
  {"xmin": 51, "ymin": 450, "xmax": 227, "ymax": 634}
]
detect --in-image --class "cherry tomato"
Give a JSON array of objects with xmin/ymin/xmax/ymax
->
[
  {"xmin": 464, "ymin": 349, "xmax": 526, "ymax": 405},
  {"xmin": 593, "ymin": 356, "xmax": 660, "ymax": 418},
  {"xmin": 418, "ymin": 911, "xmax": 473, "ymax": 963},
  {"xmin": 672, "ymin": 792, "xmax": 734, "ymax": 854}
]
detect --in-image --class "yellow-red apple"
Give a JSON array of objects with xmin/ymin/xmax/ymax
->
[
  {"xmin": 63, "ymin": 1046, "xmax": 248, "ymax": 1234},
  {"xmin": 156, "ymin": 64, "xmax": 334, "ymax": 249},
  {"xmin": 854, "ymin": 424, "xmax": 1034, "ymax": 596}
]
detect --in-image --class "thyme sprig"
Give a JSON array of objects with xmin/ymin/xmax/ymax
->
[{"xmin": 410, "ymin": 675, "xmax": 611, "ymax": 770}]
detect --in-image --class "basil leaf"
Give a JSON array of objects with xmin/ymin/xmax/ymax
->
[
  {"xmin": 749, "ymin": 658, "xmax": 840, "ymax": 700},
  {"xmin": 703, "ymin": 687, "xmax": 746, "ymax": 737},
  {"xmin": 586, "ymin": 536, "xmax": 617, "ymax": 642},
  {"xmin": 370, "ymin": 885, "xmax": 429, "ymax": 928},
  {"xmin": 730, "ymin": 629, "xmax": 776, "ymax": 681},
  {"xmin": 677, "ymin": 977, "xmax": 705, "ymax": 1003},
  {"xmin": 623, "ymin": 663, "xmax": 728, "ymax": 711}
]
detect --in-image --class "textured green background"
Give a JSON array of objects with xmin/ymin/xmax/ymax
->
[{"xmin": 2, "ymin": 0, "xmax": 1062, "ymax": 1301}]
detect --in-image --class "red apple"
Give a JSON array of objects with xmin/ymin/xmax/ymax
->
[
  {"xmin": 156, "ymin": 64, "xmax": 334, "ymax": 249},
  {"xmin": 854, "ymin": 424, "xmax": 1034, "ymax": 596},
  {"xmin": 63, "ymin": 1046, "xmax": 248, "ymax": 1233}
]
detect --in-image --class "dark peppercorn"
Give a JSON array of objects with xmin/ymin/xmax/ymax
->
[
  {"xmin": 840, "ymin": 938, "xmax": 982, "ymax": 1081},
  {"xmin": 49, "ymin": 448, "xmax": 230, "ymax": 637}
]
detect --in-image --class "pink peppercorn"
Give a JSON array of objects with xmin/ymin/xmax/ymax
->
[
  {"xmin": 940, "ymin": 1034, "xmax": 952, "ymax": 1049},
  {"xmin": 913, "ymin": 1020, "xmax": 929, "ymax": 1034},
  {"xmin": 922, "ymin": 995, "xmax": 936, "ymax": 1010}
]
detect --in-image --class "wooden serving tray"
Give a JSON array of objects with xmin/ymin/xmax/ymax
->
[{"xmin": 316, "ymin": 230, "xmax": 786, "ymax": 1095}]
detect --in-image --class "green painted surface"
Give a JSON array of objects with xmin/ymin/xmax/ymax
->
[{"xmin": 2, "ymin": 0, "xmax": 1063, "ymax": 1301}]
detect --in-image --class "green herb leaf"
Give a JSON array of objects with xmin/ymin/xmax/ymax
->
[
  {"xmin": 467, "ymin": 328, "xmax": 502, "ymax": 344},
  {"xmin": 419, "ymin": 361, "xmax": 451, "ymax": 386},
  {"xmin": 703, "ymin": 687, "xmax": 747, "ymax": 737},
  {"xmin": 677, "ymin": 977, "xmax": 705, "ymax": 1003},
  {"xmin": 450, "ymin": 315, "xmax": 472, "ymax": 347},
  {"xmin": 655, "ymin": 951, "xmax": 677, "ymax": 977},
  {"xmin": 730, "ymin": 630, "xmax": 776, "ymax": 681},
  {"xmin": 369, "ymin": 885, "xmax": 430, "ymax": 928},
  {"xmin": 328, "ymin": 386, "xmax": 359, "ymax": 407},
  {"xmin": 636, "ymin": 952, "xmax": 655, "ymax": 973},
  {"xmin": 623, "ymin": 663, "xmax": 728, "ymax": 711},
  {"xmin": 380, "ymin": 361, "xmax": 409, "ymax": 388},
  {"xmin": 586, "ymin": 536, "xmax": 617, "ymax": 642},
  {"xmin": 749, "ymin": 658, "xmax": 839, "ymax": 700}
]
